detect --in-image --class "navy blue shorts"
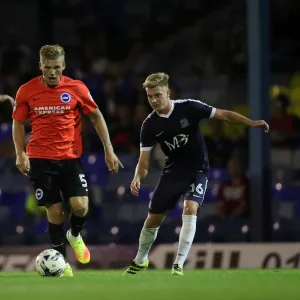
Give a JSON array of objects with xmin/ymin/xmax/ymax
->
[{"xmin": 148, "ymin": 171, "xmax": 208, "ymax": 214}]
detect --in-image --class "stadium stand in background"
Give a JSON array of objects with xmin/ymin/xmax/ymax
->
[{"xmin": 1, "ymin": 0, "xmax": 300, "ymax": 246}]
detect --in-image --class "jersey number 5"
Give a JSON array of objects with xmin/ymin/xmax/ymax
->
[{"xmin": 79, "ymin": 174, "xmax": 88, "ymax": 188}]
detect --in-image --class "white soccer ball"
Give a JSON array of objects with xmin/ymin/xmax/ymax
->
[{"xmin": 35, "ymin": 249, "xmax": 66, "ymax": 277}]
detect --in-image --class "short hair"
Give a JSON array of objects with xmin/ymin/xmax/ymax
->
[
  {"xmin": 142, "ymin": 72, "xmax": 169, "ymax": 89},
  {"xmin": 39, "ymin": 44, "xmax": 65, "ymax": 62}
]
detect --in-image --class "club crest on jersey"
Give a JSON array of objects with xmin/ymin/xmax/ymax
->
[
  {"xmin": 35, "ymin": 188, "xmax": 43, "ymax": 201},
  {"xmin": 180, "ymin": 118, "xmax": 190, "ymax": 128},
  {"xmin": 60, "ymin": 92, "xmax": 71, "ymax": 103}
]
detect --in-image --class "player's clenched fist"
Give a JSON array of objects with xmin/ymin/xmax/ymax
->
[
  {"xmin": 130, "ymin": 177, "xmax": 141, "ymax": 196},
  {"xmin": 16, "ymin": 151, "xmax": 30, "ymax": 176}
]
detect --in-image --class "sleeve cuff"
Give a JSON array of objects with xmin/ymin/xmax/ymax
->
[
  {"xmin": 209, "ymin": 107, "xmax": 216, "ymax": 118},
  {"xmin": 140, "ymin": 146, "xmax": 153, "ymax": 151},
  {"xmin": 12, "ymin": 116, "xmax": 27, "ymax": 122}
]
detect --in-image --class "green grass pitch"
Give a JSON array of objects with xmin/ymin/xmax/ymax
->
[{"xmin": 0, "ymin": 270, "xmax": 300, "ymax": 300}]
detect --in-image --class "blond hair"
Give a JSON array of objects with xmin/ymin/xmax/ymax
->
[
  {"xmin": 40, "ymin": 44, "xmax": 65, "ymax": 62},
  {"xmin": 142, "ymin": 72, "xmax": 169, "ymax": 89}
]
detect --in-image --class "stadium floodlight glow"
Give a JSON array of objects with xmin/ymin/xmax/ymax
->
[
  {"xmin": 212, "ymin": 184, "xmax": 219, "ymax": 196},
  {"xmin": 273, "ymin": 222, "xmax": 280, "ymax": 231},
  {"xmin": 88, "ymin": 155, "xmax": 96, "ymax": 164},
  {"xmin": 90, "ymin": 174, "xmax": 97, "ymax": 182},
  {"xmin": 117, "ymin": 186, "xmax": 125, "ymax": 196},
  {"xmin": 241, "ymin": 225, "xmax": 249, "ymax": 234},
  {"xmin": 111, "ymin": 227, "xmax": 119, "ymax": 235},
  {"xmin": 16, "ymin": 225, "xmax": 24, "ymax": 234},
  {"xmin": 275, "ymin": 183, "xmax": 282, "ymax": 191},
  {"xmin": 1, "ymin": 123, "xmax": 8, "ymax": 132},
  {"xmin": 208, "ymin": 225, "xmax": 215, "ymax": 233},
  {"xmin": 212, "ymin": 170, "xmax": 220, "ymax": 179},
  {"xmin": 175, "ymin": 226, "xmax": 181, "ymax": 234}
]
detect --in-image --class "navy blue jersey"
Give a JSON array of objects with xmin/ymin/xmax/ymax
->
[{"xmin": 140, "ymin": 99, "xmax": 216, "ymax": 173}]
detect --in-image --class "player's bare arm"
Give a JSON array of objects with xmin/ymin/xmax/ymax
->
[
  {"xmin": 89, "ymin": 108, "xmax": 123, "ymax": 173},
  {"xmin": 12, "ymin": 119, "xmax": 30, "ymax": 175},
  {"xmin": 131, "ymin": 151, "xmax": 151, "ymax": 196},
  {"xmin": 214, "ymin": 109, "xmax": 269, "ymax": 132},
  {"xmin": 0, "ymin": 94, "xmax": 14, "ymax": 106}
]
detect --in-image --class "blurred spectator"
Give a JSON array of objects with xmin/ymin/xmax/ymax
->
[
  {"xmin": 24, "ymin": 186, "xmax": 47, "ymax": 231},
  {"xmin": 110, "ymin": 104, "xmax": 135, "ymax": 153},
  {"xmin": 0, "ymin": 75, "xmax": 19, "ymax": 106},
  {"xmin": 270, "ymin": 94, "xmax": 300, "ymax": 148},
  {"xmin": 131, "ymin": 103, "xmax": 150, "ymax": 152},
  {"xmin": 205, "ymin": 119, "xmax": 233, "ymax": 167},
  {"xmin": 233, "ymin": 128, "xmax": 249, "ymax": 168},
  {"xmin": 23, "ymin": 188, "xmax": 47, "ymax": 245},
  {"xmin": 170, "ymin": 86, "xmax": 181, "ymax": 100},
  {"xmin": 0, "ymin": 94, "xmax": 14, "ymax": 124},
  {"xmin": 2, "ymin": 0, "xmax": 300, "ymax": 246},
  {"xmin": 0, "ymin": 32, "xmax": 31, "ymax": 78},
  {"xmin": 216, "ymin": 157, "xmax": 249, "ymax": 219},
  {"xmin": 270, "ymin": 73, "xmax": 300, "ymax": 117},
  {"xmin": 24, "ymin": 190, "xmax": 47, "ymax": 221},
  {"xmin": 96, "ymin": 75, "xmax": 128, "ymax": 120}
]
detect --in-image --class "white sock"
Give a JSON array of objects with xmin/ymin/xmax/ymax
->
[
  {"xmin": 174, "ymin": 215, "xmax": 197, "ymax": 266},
  {"xmin": 68, "ymin": 229, "xmax": 81, "ymax": 241},
  {"xmin": 134, "ymin": 227, "xmax": 159, "ymax": 264}
]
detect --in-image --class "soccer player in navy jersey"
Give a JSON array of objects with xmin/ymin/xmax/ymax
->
[{"xmin": 124, "ymin": 72, "xmax": 269, "ymax": 276}]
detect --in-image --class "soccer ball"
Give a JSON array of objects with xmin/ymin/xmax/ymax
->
[{"xmin": 35, "ymin": 249, "xmax": 66, "ymax": 277}]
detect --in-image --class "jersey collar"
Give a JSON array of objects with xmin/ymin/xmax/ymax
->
[
  {"xmin": 156, "ymin": 100, "xmax": 174, "ymax": 118},
  {"xmin": 39, "ymin": 75, "xmax": 65, "ymax": 88}
]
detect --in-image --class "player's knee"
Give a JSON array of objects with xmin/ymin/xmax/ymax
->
[
  {"xmin": 71, "ymin": 204, "xmax": 88, "ymax": 217},
  {"xmin": 72, "ymin": 206, "xmax": 88, "ymax": 217},
  {"xmin": 144, "ymin": 213, "xmax": 166, "ymax": 228},
  {"xmin": 183, "ymin": 200, "xmax": 199, "ymax": 216},
  {"xmin": 183, "ymin": 207, "xmax": 197, "ymax": 215},
  {"xmin": 70, "ymin": 196, "xmax": 89, "ymax": 217},
  {"xmin": 46, "ymin": 203, "xmax": 64, "ymax": 224}
]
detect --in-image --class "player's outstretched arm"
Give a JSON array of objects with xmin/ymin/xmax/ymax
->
[
  {"xmin": 213, "ymin": 109, "xmax": 269, "ymax": 132},
  {"xmin": 89, "ymin": 108, "xmax": 123, "ymax": 173},
  {"xmin": 131, "ymin": 151, "xmax": 151, "ymax": 196},
  {"xmin": 12, "ymin": 119, "xmax": 30, "ymax": 175}
]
